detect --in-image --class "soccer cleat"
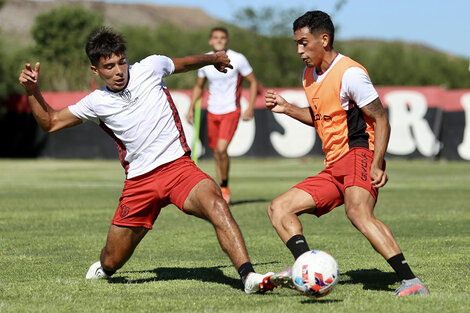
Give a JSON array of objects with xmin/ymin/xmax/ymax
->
[
  {"xmin": 244, "ymin": 272, "xmax": 275, "ymax": 294},
  {"xmin": 221, "ymin": 187, "xmax": 231, "ymax": 205},
  {"xmin": 86, "ymin": 261, "xmax": 109, "ymax": 279},
  {"xmin": 267, "ymin": 267, "xmax": 296, "ymax": 290},
  {"xmin": 393, "ymin": 277, "xmax": 430, "ymax": 296}
]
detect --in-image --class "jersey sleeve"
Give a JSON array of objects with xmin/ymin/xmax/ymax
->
[
  {"xmin": 197, "ymin": 67, "xmax": 206, "ymax": 78},
  {"xmin": 341, "ymin": 67, "xmax": 379, "ymax": 109},
  {"xmin": 143, "ymin": 55, "xmax": 175, "ymax": 78},
  {"xmin": 68, "ymin": 94, "xmax": 99, "ymax": 124},
  {"xmin": 237, "ymin": 54, "xmax": 253, "ymax": 77}
]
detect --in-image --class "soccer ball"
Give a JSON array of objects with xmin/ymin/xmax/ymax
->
[{"xmin": 291, "ymin": 250, "xmax": 339, "ymax": 297}]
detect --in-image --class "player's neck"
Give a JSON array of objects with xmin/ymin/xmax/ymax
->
[{"xmin": 317, "ymin": 50, "xmax": 338, "ymax": 75}]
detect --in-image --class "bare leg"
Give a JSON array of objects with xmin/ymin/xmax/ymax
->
[
  {"xmin": 212, "ymin": 139, "xmax": 230, "ymax": 185},
  {"xmin": 100, "ymin": 225, "xmax": 149, "ymax": 273},
  {"xmin": 344, "ymin": 186, "xmax": 401, "ymax": 259},
  {"xmin": 267, "ymin": 188, "xmax": 317, "ymax": 244},
  {"xmin": 183, "ymin": 178, "xmax": 248, "ymax": 269}
]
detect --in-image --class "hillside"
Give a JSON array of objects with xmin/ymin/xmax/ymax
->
[
  {"xmin": 0, "ymin": 0, "xmax": 219, "ymax": 44},
  {"xmin": 0, "ymin": 0, "xmax": 467, "ymax": 91}
]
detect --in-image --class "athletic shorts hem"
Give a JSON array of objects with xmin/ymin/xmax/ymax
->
[
  {"xmin": 112, "ymin": 221, "xmax": 154, "ymax": 230},
  {"xmin": 111, "ymin": 156, "xmax": 212, "ymax": 229},
  {"xmin": 291, "ymin": 186, "xmax": 327, "ymax": 218},
  {"xmin": 343, "ymin": 183, "xmax": 378, "ymax": 201},
  {"xmin": 292, "ymin": 147, "xmax": 379, "ymax": 218}
]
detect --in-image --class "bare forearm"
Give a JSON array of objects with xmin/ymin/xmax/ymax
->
[
  {"xmin": 172, "ymin": 54, "xmax": 217, "ymax": 73},
  {"xmin": 28, "ymin": 89, "xmax": 56, "ymax": 132},
  {"xmin": 190, "ymin": 85, "xmax": 203, "ymax": 109},
  {"xmin": 285, "ymin": 104, "xmax": 315, "ymax": 126},
  {"xmin": 372, "ymin": 117, "xmax": 390, "ymax": 168},
  {"xmin": 248, "ymin": 79, "xmax": 258, "ymax": 111}
]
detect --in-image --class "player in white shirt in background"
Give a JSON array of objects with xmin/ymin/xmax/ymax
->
[
  {"xmin": 187, "ymin": 27, "xmax": 258, "ymax": 204},
  {"xmin": 18, "ymin": 27, "xmax": 275, "ymax": 294}
]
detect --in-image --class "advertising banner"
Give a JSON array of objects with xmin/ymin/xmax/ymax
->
[{"xmin": 4, "ymin": 86, "xmax": 469, "ymax": 160}]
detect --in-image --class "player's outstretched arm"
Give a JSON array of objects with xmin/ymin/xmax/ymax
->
[
  {"xmin": 361, "ymin": 97, "xmax": 390, "ymax": 188},
  {"xmin": 19, "ymin": 62, "xmax": 82, "ymax": 133},
  {"xmin": 171, "ymin": 50, "xmax": 233, "ymax": 74},
  {"xmin": 187, "ymin": 77, "xmax": 206, "ymax": 125},
  {"xmin": 265, "ymin": 89, "xmax": 314, "ymax": 126}
]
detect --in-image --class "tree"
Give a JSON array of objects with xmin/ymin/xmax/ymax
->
[
  {"xmin": 233, "ymin": 1, "xmax": 347, "ymax": 37},
  {"xmin": 30, "ymin": 5, "xmax": 104, "ymax": 91},
  {"xmin": 233, "ymin": 7, "xmax": 303, "ymax": 37},
  {"xmin": 31, "ymin": 5, "xmax": 103, "ymax": 65}
]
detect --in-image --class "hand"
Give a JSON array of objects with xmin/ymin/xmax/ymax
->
[
  {"xmin": 265, "ymin": 89, "xmax": 289, "ymax": 114},
  {"xmin": 186, "ymin": 109, "xmax": 194, "ymax": 125},
  {"xmin": 213, "ymin": 50, "xmax": 233, "ymax": 73},
  {"xmin": 370, "ymin": 165, "xmax": 388, "ymax": 188},
  {"xmin": 241, "ymin": 108, "xmax": 254, "ymax": 121},
  {"xmin": 19, "ymin": 62, "xmax": 40, "ymax": 95}
]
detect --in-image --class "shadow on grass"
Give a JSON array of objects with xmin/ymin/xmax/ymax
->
[
  {"xmin": 107, "ymin": 261, "xmax": 279, "ymax": 291},
  {"xmin": 340, "ymin": 268, "xmax": 399, "ymax": 291},
  {"xmin": 230, "ymin": 198, "xmax": 270, "ymax": 206},
  {"xmin": 301, "ymin": 298, "xmax": 343, "ymax": 304}
]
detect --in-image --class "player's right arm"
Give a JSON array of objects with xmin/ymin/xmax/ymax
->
[
  {"xmin": 19, "ymin": 62, "xmax": 82, "ymax": 133},
  {"xmin": 171, "ymin": 50, "xmax": 232, "ymax": 74},
  {"xmin": 187, "ymin": 76, "xmax": 207, "ymax": 125},
  {"xmin": 265, "ymin": 89, "xmax": 314, "ymax": 126}
]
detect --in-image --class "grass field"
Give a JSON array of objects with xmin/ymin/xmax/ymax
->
[{"xmin": 0, "ymin": 157, "xmax": 469, "ymax": 312}]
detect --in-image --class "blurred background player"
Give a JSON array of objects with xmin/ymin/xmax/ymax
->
[
  {"xmin": 186, "ymin": 27, "xmax": 258, "ymax": 204},
  {"xmin": 264, "ymin": 11, "xmax": 429, "ymax": 296},
  {"xmin": 19, "ymin": 27, "xmax": 274, "ymax": 294}
]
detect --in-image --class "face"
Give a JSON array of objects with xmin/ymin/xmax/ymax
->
[
  {"xmin": 91, "ymin": 53, "xmax": 128, "ymax": 92},
  {"xmin": 294, "ymin": 26, "xmax": 328, "ymax": 68},
  {"xmin": 209, "ymin": 30, "xmax": 229, "ymax": 51}
]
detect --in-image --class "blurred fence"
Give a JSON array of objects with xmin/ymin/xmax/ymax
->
[{"xmin": 3, "ymin": 86, "xmax": 469, "ymax": 160}]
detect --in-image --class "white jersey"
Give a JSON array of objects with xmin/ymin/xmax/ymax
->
[
  {"xmin": 198, "ymin": 49, "xmax": 253, "ymax": 115},
  {"xmin": 68, "ymin": 55, "xmax": 190, "ymax": 179},
  {"xmin": 307, "ymin": 53, "xmax": 379, "ymax": 109}
]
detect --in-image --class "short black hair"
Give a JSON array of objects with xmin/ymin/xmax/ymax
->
[
  {"xmin": 85, "ymin": 27, "xmax": 127, "ymax": 66},
  {"xmin": 210, "ymin": 27, "xmax": 229, "ymax": 38},
  {"xmin": 293, "ymin": 11, "xmax": 335, "ymax": 48}
]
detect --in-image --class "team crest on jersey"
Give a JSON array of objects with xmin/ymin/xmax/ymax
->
[
  {"xmin": 119, "ymin": 89, "xmax": 132, "ymax": 101},
  {"xmin": 118, "ymin": 89, "xmax": 139, "ymax": 107}
]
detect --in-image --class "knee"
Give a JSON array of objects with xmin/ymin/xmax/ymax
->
[
  {"xmin": 100, "ymin": 249, "xmax": 122, "ymax": 272},
  {"xmin": 345, "ymin": 204, "xmax": 374, "ymax": 231},
  {"xmin": 207, "ymin": 196, "xmax": 232, "ymax": 226},
  {"xmin": 268, "ymin": 198, "xmax": 287, "ymax": 229},
  {"xmin": 214, "ymin": 147, "xmax": 228, "ymax": 159}
]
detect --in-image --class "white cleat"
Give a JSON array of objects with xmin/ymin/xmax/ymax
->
[
  {"xmin": 244, "ymin": 272, "xmax": 275, "ymax": 294},
  {"xmin": 86, "ymin": 261, "xmax": 109, "ymax": 279}
]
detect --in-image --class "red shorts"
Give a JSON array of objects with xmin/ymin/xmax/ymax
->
[
  {"xmin": 207, "ymin": 109, "xmax": 241, "ymax": 149},
  {"xmin": 112, "ymin": 155, "xmax": 212, "ymax": 229},
  {"xmin": 294, "ymin": 148, "xmax": 383, "ymax": 217}
]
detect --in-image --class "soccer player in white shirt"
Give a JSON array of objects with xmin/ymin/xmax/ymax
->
[
  {"xmin": 186, "ymin": 27, "xmax": 258, "ymax": 204},
  {"xmin": 18, "ymin": 27, "xmax": 274, "ymax": 294}
]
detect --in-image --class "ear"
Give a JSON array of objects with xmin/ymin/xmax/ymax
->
[
  {"xmin": 90, "ymin": 65, "xmax": 99, "ymax": 76},
  {"xmin": 321, "ymin": 33, "xmax": 330, "ymax": 48}
]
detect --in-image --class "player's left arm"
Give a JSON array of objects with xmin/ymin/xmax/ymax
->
[
  {"xmin": 171, "ymin": 50, "xmax": 233, "ymax": 74},
  {"xmin": 360, "ymin": 97, "xmax": 390, "ymax": 188},
  {"xmin": 242, "ymin": 72, "xmax": 258, "ymax": 121}
]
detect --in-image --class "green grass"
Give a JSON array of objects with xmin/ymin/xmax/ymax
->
[{"xmin": 0, "ymin": 158, "xmax": 469, "ymax": 312}]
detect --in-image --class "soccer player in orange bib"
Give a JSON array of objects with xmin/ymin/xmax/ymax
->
[
  {"xmin": 19, "ymin": 27, "xmax": 275, "ymax": 294},
  {"xmin": 264, "ymin": 11, "xmax": 429, "ymax": 296},
  {"xmin": 187, "ymin": 27, "xmax": 258, "ymax": 204}
]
